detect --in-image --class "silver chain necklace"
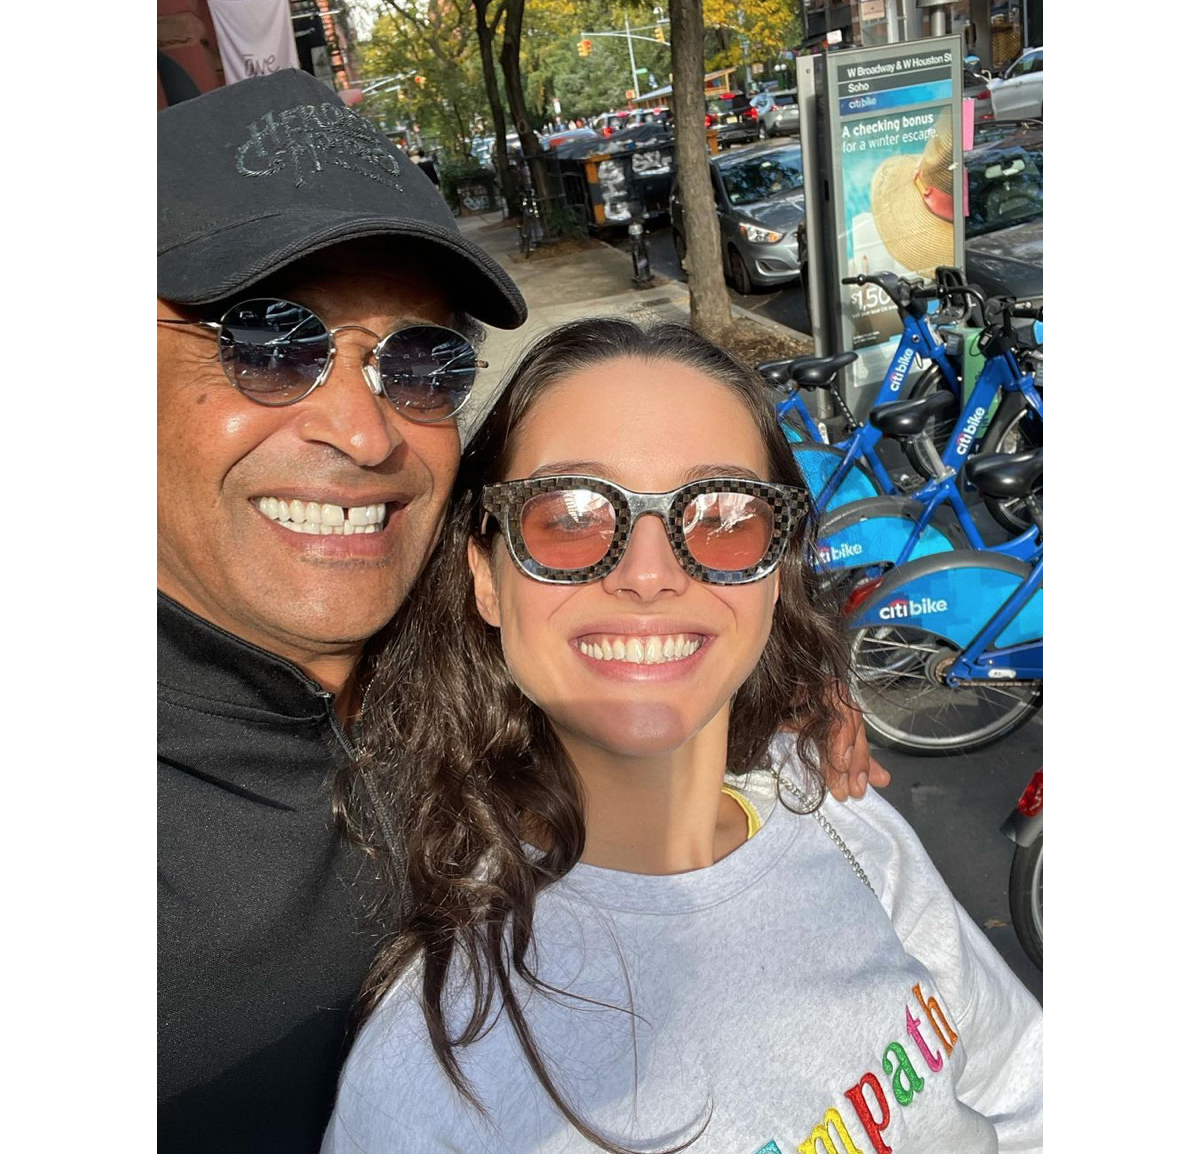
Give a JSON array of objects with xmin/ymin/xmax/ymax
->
[{"xmin": 771, "ymin": 768, "xmax": 875, "ymax": 895}]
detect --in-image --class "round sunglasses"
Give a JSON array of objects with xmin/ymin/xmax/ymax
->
[
  {"xmin": 481, "ymin": 475, "xmax": 809, "ymax": 586},
  {"xmin": 157, "ymin": 297, "xmax": 486, "ymax": 423}
]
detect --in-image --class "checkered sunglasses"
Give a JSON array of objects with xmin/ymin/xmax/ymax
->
[{"xmin": 480, "ymin": 475, "xmax": 808, "ymax": 585}]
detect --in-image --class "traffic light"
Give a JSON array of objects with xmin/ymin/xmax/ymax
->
[
  {"xmin": 654, "ymin": 26, "xmax": 665, "ymax": 44},
  {"xmin": 578, "ymin": 39, "xmax": 592, "ymax": 58},
  {"xmin": 414, "ymin": 75, "xmax": 426, "ymax": 87}
]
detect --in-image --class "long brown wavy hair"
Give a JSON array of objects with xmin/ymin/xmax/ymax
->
[{"xmin": 336, "ymin": 318, "xmax": 851, "ymax": 1152}]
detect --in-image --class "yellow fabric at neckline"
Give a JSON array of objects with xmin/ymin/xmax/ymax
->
[{"xmin": 721, "ymin": 785, "xmax": 763, "ymax": 840}]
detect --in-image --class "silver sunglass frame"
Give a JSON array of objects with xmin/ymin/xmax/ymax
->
[{"xmin": 156, "ymin": 296, "xmax": 486, "ymax": 424}]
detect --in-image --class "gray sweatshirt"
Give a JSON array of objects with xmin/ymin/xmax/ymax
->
[{"xmin": 324, "ymin": 737, "xmax": 1042, "ymax": 1153}]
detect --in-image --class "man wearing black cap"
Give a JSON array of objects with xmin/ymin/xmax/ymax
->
[
  {"xmin": 158, "ymin": 68, "xmax": 882, "ymax": 1154},
  {"xmin": 157, "ymin": 69, "xmax": 526, "ymax": 1154}
]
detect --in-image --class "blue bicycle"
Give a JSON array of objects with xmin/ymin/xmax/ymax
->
[
  {"xmin": 841, "ymin": 449, "xmax": 1043, "ymax": 755},
  {"xmin": 814, "ymin": 293, "xmax": 1044, "ymax": 577},
  {"xmin": 758, "ymin": 269, "xmax": 983, "ymax": 514}
]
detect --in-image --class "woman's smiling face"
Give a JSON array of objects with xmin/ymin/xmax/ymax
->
[{"xmin": 468, "ymin": 355, "xmax": 782, "ymax": 759}]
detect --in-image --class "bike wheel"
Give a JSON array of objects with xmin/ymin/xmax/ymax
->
[
  {"xmin": 978, "ymin": 402, "xmax": 1043, "ymax": 535},
  {"xmin": 1009, "ymin": 833, "xmax": 1043, "ymax": 969},
  {"xmin": 846, "ymin": 623, "xmax": 1042, "ymax": 755},
  {"xmin": 791, "ymin": 442, "xmax": 883, "ymax": 511},
  {"xmin": 907, "ymin": 364, "xmax": 961, "ymax": 478}
]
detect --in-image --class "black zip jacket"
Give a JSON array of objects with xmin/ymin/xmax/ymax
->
[{"xmin": 158, "ymin": 593, "xmax": 385, "ymax": 1152}]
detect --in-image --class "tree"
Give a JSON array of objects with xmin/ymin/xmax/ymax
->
[
  {"xmin": 669, "ymin": 0, "xmax": 733, "ymax": 340},
  {"xmin": 367, "ymin": 0, "xmax": 487, "ymax": 157},
  {"xmin": 471, "ymin": 0, "xmax": 521, "ymax": 214},
  {"xmin": 705, "ymin": 1, "xmax": 801, "ymax": 86},
  {"xmin": 522, "ymin": 1, "xmax": 664, "ymax": 122},
  {"xmin": 499, "ymin": 0, "xmax": 556, "ymax": 210}
]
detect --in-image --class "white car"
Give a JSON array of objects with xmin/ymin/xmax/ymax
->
[{"xmin": 988, "ymin": 47, "xmax": 1043, "ymax": 119}]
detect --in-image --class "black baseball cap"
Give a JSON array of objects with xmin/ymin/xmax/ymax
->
[{"xmin": 158, "ymin": 69, "xmax": 526, "ymax": 329}]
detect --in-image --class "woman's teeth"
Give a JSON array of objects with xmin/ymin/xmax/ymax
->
[
  {"xmin": 256, "ymin": 497, "xmax": 388, "ymax": 535},
  {"xmin": 578, "ymin": 635, "xmax": 702, "ymax": 665}
]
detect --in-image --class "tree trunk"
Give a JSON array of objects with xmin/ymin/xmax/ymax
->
[
  {"xmin": 669, "ymin": 0, "xmax": 734, "ymax": 340},
  {"xmin": 472, "ymin": 0, "xmax": 519, "ymax": 215},
  {"xmin": 499, "ymin": 0, "xmax": 555, "ymax": 218}
]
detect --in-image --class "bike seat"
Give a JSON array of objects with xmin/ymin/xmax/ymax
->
[
  {"xmin": 869, "ymin": 391, "xmax": 956, "ymax": 438},
  {"xmin": 791, "ymin": 351, "xmax": 857, "ymax": 388},
  {"xmin": 964, "ymin": 449, "xmax": 1042, "ymax": 501},
  {"xmin": 757, "ymin": 358, "xmax": 797, "ymax": 385},
  {"xmin": 758, "ymin": 352, "xmax": 856, "ymax": 389}
]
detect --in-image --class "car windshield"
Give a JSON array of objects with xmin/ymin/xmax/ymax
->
[
  {"xmin": 719, "ymin": 148, "xmax": 804, "ymax": 205},
  {"xmin": 965, "ymin": 144, "xmax": 1043, "ymax": 237},
  {"xmin": 773, "ymin": 93, "xmax": 797, "ymax": 107}
]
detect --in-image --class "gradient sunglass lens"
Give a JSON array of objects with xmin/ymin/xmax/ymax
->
[
  {"xmin": 376, "ymin": 325, "xmax": 478, "ymax": 422},
  {"xmin": 681, "ymin": 491, "xmax": 774, "ymax": 571},
  {"xmin": 520, "ymin": 488, "xmax": 617, "ymax": 570},
  {"xmin": 217, "ymin": 299, "xmax": 330, "ymax": 404}
]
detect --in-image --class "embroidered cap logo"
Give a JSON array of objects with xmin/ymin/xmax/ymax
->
[{"xmin": 235, "ymin": 102, "xmax": 405, "ymax": 190}]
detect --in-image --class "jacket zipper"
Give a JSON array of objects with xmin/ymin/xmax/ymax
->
[{"xmin": 321, "ymin": 693, "xmax": 406, "ymax": 867}]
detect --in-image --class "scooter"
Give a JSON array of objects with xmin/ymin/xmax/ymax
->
[{"xmin": 1000, "ymin": 768, "xmax": 1042, "ymax": 969}]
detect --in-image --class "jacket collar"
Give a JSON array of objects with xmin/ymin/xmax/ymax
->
[{"xmin": 157, "ymin": 591, "xmax": 332, "ymax": 720}]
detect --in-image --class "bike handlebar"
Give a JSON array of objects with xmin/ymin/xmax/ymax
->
[{"xmin": 935, "ymin": 284, "xmax": 989, "ymax": 313}]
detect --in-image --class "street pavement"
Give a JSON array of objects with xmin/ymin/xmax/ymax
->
[{"xmin": 457, "ymin": 206, "xmax": 1043, "ymax": 1003}]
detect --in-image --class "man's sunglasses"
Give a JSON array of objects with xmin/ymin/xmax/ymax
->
[
  {"xmin": 157, "ymin": 297, "xmax": 486, "ymax": 423},
  {"xmin": 481, "ymin": 475, "xmax": 808, "ymax": 586}
]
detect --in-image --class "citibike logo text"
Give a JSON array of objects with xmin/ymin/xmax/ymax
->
[
  {"xmin": 887, "ymin": 347, "xmax": 916, "ymax": 393},
  {"xmin": 818, "ymin": 541, "xmax": 864, "ymax": 564},
  {"xmin": 878, "ymin": 595, "xmax": 949, "ymax": 621},
  {"xmin": 955, "ymin": 406, "xmax": 986, "ymax": 456}
]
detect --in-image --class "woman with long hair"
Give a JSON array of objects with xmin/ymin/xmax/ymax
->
[{"xmin": 325, "ymin": 319, "xmax": 1042, "ymax": 1153}]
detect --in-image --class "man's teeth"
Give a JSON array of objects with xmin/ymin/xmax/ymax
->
[
  {"xmin": 256, "ymin": 497, "xmax": 388, "ymax": 535},
  {"xmin": 578, "ymin": 635, "xmax": 702, "ymax": 665}
]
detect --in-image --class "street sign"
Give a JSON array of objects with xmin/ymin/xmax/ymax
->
[{"xmin": 625, "ymin": 88, "xmax": 636, "ymax": 99}]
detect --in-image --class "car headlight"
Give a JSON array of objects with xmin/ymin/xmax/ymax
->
[{"xmin": 739, "ymin": 222, "xmax": 784, "ymax": 244}]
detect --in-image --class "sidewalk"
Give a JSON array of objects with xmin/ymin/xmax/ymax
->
[{"xmin": 457, "ymin": 211, "xmax": 813, "ymax": 441}]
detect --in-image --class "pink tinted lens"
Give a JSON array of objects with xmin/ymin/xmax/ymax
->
[
  {"xmin": 682, "ymin": 492, "xmax": 774, "ymax": 570},
  {"xmin": 520, "ymin": 489, "xmax": 616, "ymax": 570}
]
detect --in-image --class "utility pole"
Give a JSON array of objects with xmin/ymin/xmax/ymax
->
[{"xmin": 625, "ymin": 12, "xmax": 640, "ymax": 99}]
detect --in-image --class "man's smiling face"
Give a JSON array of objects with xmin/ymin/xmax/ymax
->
[{"xmin": 157, "ymin": 242, "xmax": 463, "ymax": 669}]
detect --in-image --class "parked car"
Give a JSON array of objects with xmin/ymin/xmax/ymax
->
[
  {"xmin": 470, "ymin": 136, "xmax": 495, "ymax": 169},
  {"xmin": 669, "ymin": 139, "xmax": 807, "ymax": 295},
  {"xmin": 963, "ymin": 123, "xmax": 1043, "ymax": 309},
  {"xmin": 963, "ymin": 63, "xmax": 993, "ymax": 121},
  {"xmin": 543, "ymin": 126, "xmax": 599, "ymax": 151},
  {"xmin": 988, "ymin": 47, "xmax": 1043, "ymax": 120},
  {"xmin": 626, "ymin": 107, "xmax": 671, "ymax": 128},
  {"xmin": 756, "ymin": 89, "xmax": 800, "ymax": 138},
  {"xmin": 593, "ymin": 111, "xmax": 632, "ymax": 139},
  {"xmin": 704, "ymin": 92, "xmax": 759, "ymax": 148}
]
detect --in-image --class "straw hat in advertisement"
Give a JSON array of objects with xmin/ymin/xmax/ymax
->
[{"xmin": 869, "ymin": 107, "xmax": 955, "ymax": 278}]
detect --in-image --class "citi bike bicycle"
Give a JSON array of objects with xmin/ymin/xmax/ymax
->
[
  {"xmin": 813, "ymin": 293, "xmax": 1044, "ymax": 579},
  {"xmin": 841, "ymin": 448, "xmax": 1043, "ymax": 756},
  {"xmin": 757, "ymin": 269, "xmax": 981, "ymax": 516}
]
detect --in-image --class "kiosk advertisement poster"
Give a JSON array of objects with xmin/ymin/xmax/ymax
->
[{"xmin": 825, "ymin": 37, "xmax": 963, "ymax": 412}]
